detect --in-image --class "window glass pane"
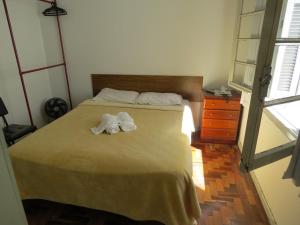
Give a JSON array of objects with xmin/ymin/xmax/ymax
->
[
  {"xmin": 268, "ymin": 44, "xmax": 300, "ymax": 98},
  {"xmin": 239, "ymin": 13, "xmax": 264, "ymax": 38},
  {"xmin": 269, "ymin": 100, "xmax": 300, "ymax": 134},
  {"xmin": 277, "ymin": 0, "xmax": 300, "ymax": 38},
  {"xmin": 236, "ymin": 39, "xmax": 260, "ymax": 64},
  {"xmin": 233, "ymin": 63, "xmax": 256, "ymax": 89},
  {"xmin": 242, "ymin": 0, "xmax": 267, "ymax": 14}
]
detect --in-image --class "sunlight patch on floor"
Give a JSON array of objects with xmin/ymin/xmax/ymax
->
[{"xmin": 191, "ymin": 147, "xmax": 205, "ymax": 190}]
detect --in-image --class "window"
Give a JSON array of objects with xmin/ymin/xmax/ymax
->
[
  {"xmin": 228, "ymin": 0, "xmax": 267, "ymax": 92},
  {"xmin": 227, "ymin": 0, "xmax": 299, "ymax": 173},
  {"xmin": 267, "ymin": 0, "xmax": 300, "ymax": 135},
  {"xmin": 228, "ymin": 0, "xmax": 299, "ymax": 187}
]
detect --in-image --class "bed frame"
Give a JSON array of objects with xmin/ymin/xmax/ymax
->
[{"xmin": 91, "ymin": 74, "xmax": 203, "ymax": 102}]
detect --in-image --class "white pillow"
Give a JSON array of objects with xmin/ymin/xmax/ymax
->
[
  {"xmin": 93, "ymin": 88, "xmax": 139, "ymax": 104},
  {"xmin": 136, "ymin": 92, "xmax": 183, "ymax": 105}
]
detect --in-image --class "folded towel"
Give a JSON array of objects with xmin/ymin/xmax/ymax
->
[
  {"xmin": 91, "ymin": 112, "xmax": 137, "ymax": 135},
  {"xmin": 117, "ymin": 112, "xmax": 137, "ymax": 132},
  {"xmin": 91, "ymin": 114, "xmax": 120, "ymax": 135}
]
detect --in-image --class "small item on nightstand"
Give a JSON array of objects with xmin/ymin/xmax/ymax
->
[{"xmin": 206, "ymin": 86, "xmax": 232, "ymax": 97}]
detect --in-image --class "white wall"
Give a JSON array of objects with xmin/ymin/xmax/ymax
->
[
  {"xmin": 238, "ymin": 92, "xmax": 299, "ymax": 225},
  {"xmin": 0, "ymin": 0, "xmax": 53, "ymax": 127},
  {"xmin": 1, "ymin": 0, "xmax": 239, "ymax": 127},
  {"xmin": 58, "ymin": 0, "xmax": 239, "ymax": 105}
]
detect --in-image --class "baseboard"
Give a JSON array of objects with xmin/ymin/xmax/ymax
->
[{"xmin": 250, "ymin": 171, "xmax": 277, "ymax": 225}]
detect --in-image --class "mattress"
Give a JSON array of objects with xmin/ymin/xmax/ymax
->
[{"xmin": 9, "ymin": 100, "xmax": 201, "ymax": 225}]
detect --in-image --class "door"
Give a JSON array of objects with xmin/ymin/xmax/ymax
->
[{"xmin": 0, "ymin": 131, "xmax": 28, "ymax": 225}]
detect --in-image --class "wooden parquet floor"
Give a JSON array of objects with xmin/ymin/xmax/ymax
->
[
  {"xmin": 193, "ymin": 144, "xmax": 269, "ymax": 225},
  {"xmin": 23, "ymin": 144, "xmax": 269, "ymax": 225}
]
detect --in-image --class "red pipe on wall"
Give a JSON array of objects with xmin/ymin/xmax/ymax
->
[
  {"xmin": 22, "ymin": 63, "xmax": 65, "ymax": 76},
  {"xmin": 54, "ymin": 0, "xmax": 73, "ymax": 108},
  {"xmin": 2, "ymin": 0, "xmax": 34, "ymax": 125}
]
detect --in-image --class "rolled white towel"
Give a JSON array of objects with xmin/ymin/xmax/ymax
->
[
  {"xmin": 117, "ymin": 112, "xmax": 137, "ymax": 132},
  {"xmin": 91, "ymin": 113, "xmax": 120, "ymax": 135}
]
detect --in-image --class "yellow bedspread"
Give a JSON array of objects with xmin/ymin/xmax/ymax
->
[{"xmin": 9, "ymin": 100, "xmax": 201, "ymax": 225}]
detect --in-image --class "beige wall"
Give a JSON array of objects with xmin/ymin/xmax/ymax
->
[
  {"xmin": 0, "ymin": 0, "xmax": 240, "ymax": 128},
  {"xmin": 1, "ymin": 0, "xmax": 240, "ymax": 127},
  {"xmin": 0, "ymin": 0, "xmax": 53, "ymax": 127},
  {"xmin": 254, "ymin": 113, "xmax": 299, "ymax": 225},
  {"xmin": 58, "ymin": 0, "xmax": 239, "ymax": 105},
  {"xmin": 238, "ymin": 92, "xmax": 299, "ymax": 225}
]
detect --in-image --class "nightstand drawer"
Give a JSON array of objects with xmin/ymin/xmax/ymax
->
[
  {"xmin": 203, "ymin": 110, "xmax": 240, "ymax": 120},
  {"xmin": 200, "ymin": 128, "xmax": 237, "ymax": 140},
  {"xmin": 203, "ymin": 99, "xmax": 240, "ymax": 110},
  {"xmin": 202, "ymin": 119, "xmax": 238, "ymax": 129}
]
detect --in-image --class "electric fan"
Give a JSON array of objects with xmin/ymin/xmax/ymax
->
[{"xmin": 44, "ymin": 98, "xmax": 68, "ymax": 119}]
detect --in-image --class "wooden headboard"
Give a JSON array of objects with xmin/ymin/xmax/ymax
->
[{"xmin": 91, "ymin": 74, "xmax": 203, "ymax": 101}]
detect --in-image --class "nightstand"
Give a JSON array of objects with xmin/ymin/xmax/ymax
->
[{"xmin": 200, "ymin": 91, "xmax": 241, "ymax": 144}]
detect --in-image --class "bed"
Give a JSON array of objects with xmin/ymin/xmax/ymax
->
[{"xmin": 9, "ymin": 74, "xmax": 203, "ymax": 225}]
